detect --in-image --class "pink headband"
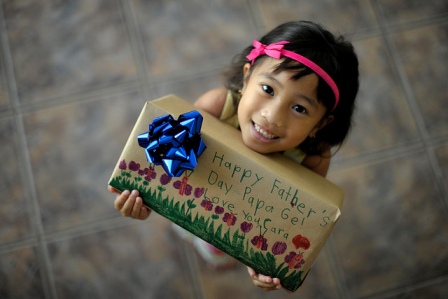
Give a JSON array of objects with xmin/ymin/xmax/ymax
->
[{"xmin": 246, "ymin": 40, "xmax": 340, "ymax": 111}]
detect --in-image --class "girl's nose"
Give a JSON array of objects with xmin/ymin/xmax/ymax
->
[{"xmin": 261, "ymin": 103, "xmax": 284, "ymax": 127}]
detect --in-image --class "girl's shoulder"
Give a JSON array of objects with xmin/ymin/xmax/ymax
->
[
  {"xmin": 194, "ymin": 87, "xmax": 228, "ymax": 118},
  {"xmin": 301, "ymin": 148, "xmax": 332, "ymax": 177}
]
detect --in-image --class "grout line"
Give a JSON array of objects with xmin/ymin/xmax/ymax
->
[
  {"xmin": 0, "ymin": 5, "xmax": 57, "ymax": 299},
  {"xmin": 145, "ymin": 58, "xmax": 229, "ymax": 86},
  {"xmin": 118, "ymin": 0, "xmax": 231, "ymax": 100},
  {"xmin": 178, "ymin": 242, "xmax": 207, "ymax": 299},
  {"xmin": 355, "ymin": 274, "xmax": 448, "ymax": 299},
  {"xmin": 0, "ymin": 237, "xmax": 37, "ymax": 255},
  {"xmin": 371, "ymin": 0, "xmax": 448, "ymax": 213},
  {"xmin": 117, "ymin": 0, "xmax": 153, "ymax": 100},
  {"xmin": 325, "ymin": 235, "xmax": 351, "ymax": 298},
  {"xmin": 43, "ymin": 216, "xmax": 139, "ymax": 244},
  {"xmin": 330, "ymin": 142, "xmax": 424, "ymax": 171},
  {"xmin": 17, "ymin": 80, "xmax": 141, "ymax": 115},
  {"xmin": 375, "ymin": 13, "xmax": 448, "ymax": 35},
  {"xmin": 243, "ymin": 0, "xmax": 265, "ymax": 36}
]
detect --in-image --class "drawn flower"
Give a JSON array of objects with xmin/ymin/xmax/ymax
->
[
  {"xmin": 158, "ymin": 173, "xmax": 171, "ymax": 192},
  {"xmin": 129, "ymin": 161, "xmax": 140, "ymax": 171},
  {"xmin": 160, "ymin": 173, "xmax": 172, "ymax": 185},
  {"xmin": 138, "ymin": 168, "xmax": 148, "ymax": 176},
  {"xmin": 201, "ymin": 200, "xmax": 213, "ymax": 211},
  {"xmin": 271, "ymin": 241, "xmax": 287, "ymax": 255},
  {"xmin": 292, "ymin": 234, "xmax": 311, "ymax": 250},
  {"xmin": 173, "ymin": 177, "xmax": 192, "ymax": 195},
  {"xmin": 240, "ymin": 221, "xmax": 253, "ymax": 233},
  {"xmin": 144, "ymin": 169, "xmax": 156, "ymax": 182},
  {"xmin": 119, "ymin": 160, "xmax": 127, "ymax": 170},
  {"xmin": 251, "ymin": 235, "xmax": 268, "ymax": 251},
  {"xmin": 223, "ymin": 213, "xmax": 236, "ymax": 226},
  {"xmin": 284, "ymin": 252, "xmax": 305, "ymax": 269},
  {"xmin": 194, "ymin": 187, "xmax": 205, "ymax": 198},
  {"xmin": 214, "ymin": 206, "xmax": 224, "ymax": 215}
]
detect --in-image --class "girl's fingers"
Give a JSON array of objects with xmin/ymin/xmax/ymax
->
[
  {"xmin": 130, "ymin": 196, "xmax": 149, "ymax": 219},
  {"xmin": 247, "ymin": 267, "xmax": 282, "ymax": 291},
  {"xmin": 137, "ymin": 201, "xmax": 151, "ymax": 220},
  {"xmin": 113, "ymin": 190, "xmax": 130, "ymax": 211},
  {"xmin": 120, "ymin": 190, "xmax": 139, "ymax": 216}
]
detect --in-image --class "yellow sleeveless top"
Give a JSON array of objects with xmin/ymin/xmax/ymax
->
[{"xmin": 219, "ymin": 90, "xmax": 306, "ymax": 164}]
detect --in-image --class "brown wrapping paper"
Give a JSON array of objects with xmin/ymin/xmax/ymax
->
[{"xmin": 109, "ymin": 95, "xmax": 344, "ymax": 292}]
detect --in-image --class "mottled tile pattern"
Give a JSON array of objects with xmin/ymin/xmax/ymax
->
[
  {"xmin": 3, "ymin": 0, "xmax": 137, "ymax": 105},
  {"xmin": 434, "ymin": 142, "xmax": 448, "ymax": 196},
  {"xmin": 0, "ymin": 246, "xmax": 45, "ymax": 299},
  {"xmin": 151, "ymin": 69, "xmax": 224, "ymax": 104},
  {"xmin": 48, "ymin": 215, "xmax": 196, "ymax": 299},
  {"xmin": 335, "ymin": 36, "xmax": 420, "ymax": 159},
  {"xmin": 256, "ymin": 0, "xmax": 378, "ymax": 34},
  {"xmin": 328, "ymin": 152, "xmax": 448, "ymax": 298},
  {"xmin": 23, "ymin": 89, "xmax": 145, "ymax": 233},
  {"xmin": 392, "ymin": 23, "xmax": 448, "ymax": 138},
  {"xmin": 377, "ymin": 0, "xmax": 448, "ymax": 26},
  {"xmin": 1, "ymin": 0, "xmax": 448, "ymax": 299},
  {"xmin": 130, "ymin": 0, "xmax": 256, "ymax": 77},
  {"xmin": 0, "ymin": 117, "xmax": 32, "ymax": 243},
  {"xmin": 0, "ymin": 57, "xmax": 11, "ymax": 113}
]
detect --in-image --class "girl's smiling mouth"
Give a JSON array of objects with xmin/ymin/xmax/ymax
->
[{"xmin": 253, "ymin": 122, "xmax": 279, "ymax": 140}]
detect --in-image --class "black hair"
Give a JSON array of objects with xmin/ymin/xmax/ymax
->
[{"xmin": 223, "ymin": 21, "xmax": 359, "ymax": 156}]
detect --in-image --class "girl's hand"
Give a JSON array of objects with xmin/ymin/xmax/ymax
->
[
  {"xmin": 247, "ymin": 267, "xmax": 283, "ymax": 292},
  {"xmin": 108, "ymin": 186, "xmax": 151, "ymax": 220}
]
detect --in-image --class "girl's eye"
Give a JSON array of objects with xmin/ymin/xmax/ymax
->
[
  {"xmin": 292, "ymin": 104, "xmax": 308, "ymax": 115},
  {"xmin": 262, "ymin": 84, "xmax": 274, "ymax": 96}
]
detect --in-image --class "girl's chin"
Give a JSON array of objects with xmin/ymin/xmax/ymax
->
[{"xmin": 242, "ymin": 138, "xmax": 274, "ymax": 154}]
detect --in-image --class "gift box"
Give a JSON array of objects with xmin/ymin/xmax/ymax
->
[{"xmin": 108, "ymin": 95, "xmax": 344, "ymax": 292}]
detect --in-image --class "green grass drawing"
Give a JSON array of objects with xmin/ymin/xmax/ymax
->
[{"xmin": 110, "ymin": 174, "xmax": 304, "ymax": 292}]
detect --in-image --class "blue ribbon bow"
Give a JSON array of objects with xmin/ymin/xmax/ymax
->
[{"xmin": 137, "ymin": 110, "xmax": 206, "ymax": 177}]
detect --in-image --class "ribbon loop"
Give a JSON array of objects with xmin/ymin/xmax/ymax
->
[
  {"xmin": 138, "ymin": 110, "xmax": 206, "ymax": 177},
  {"xmin": 247, "ymin": 40, "xmax": 288, "ymax": 62}
]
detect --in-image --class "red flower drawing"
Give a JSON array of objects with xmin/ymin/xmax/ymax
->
[{"xmin": 292, "ymin": 234, "xmax": 310, "ymax": 250}]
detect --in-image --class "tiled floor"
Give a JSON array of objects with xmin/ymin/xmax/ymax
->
[{"xmin": 1, "ymin": 0, "xmax": 447, "ymax": 298}]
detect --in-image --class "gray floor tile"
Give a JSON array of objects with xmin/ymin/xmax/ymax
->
[
  {"xmin": 130, "ymin": 0, "xmax": 256, "ymax": 78},
  {"xmin": 48, "ymin": 216, "xmax": 196, "ymax": 299},
  {"xmin": 392, "ymin": 23, "xmax": 448, "ymax": 139},
  {"xmin": 377, "ymin": 0, "xmax": 448, "ymax": 26},
  {"xmin": 0, "ymin": 57, "xmax": 11, "ymax": 113},
  {"xmin": 0, "ymin": 117, "xmax": 32, "ymax": 244},
  {"xmin": 22, "ymin": 89, "xmax": 144, "ymax": 233},
  {"xmin": 328, "ymin": 153, "xmax": 448, "ymax": 298},
  {"xmin": 1, "ymin": 1, "xmax": 447, "ymax": 298},
  {"xmin": 0, "ymin": 246, "xmax": 45, "ymax": 299},
  {"xmin": 335, "ymin": 36, "xmax": 420, "ymax": 160},
  {"xmin": 3, "ymin": 0, "xmax": 137, "ymax": 105},
  {"xmin": 256, "ymin": 0, "xmax": 378, "ymax": 34}
]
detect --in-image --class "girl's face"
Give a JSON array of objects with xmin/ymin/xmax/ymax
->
[{"xmin": 238, "ymin": 58, "xmax": 330, "ymax": 154}]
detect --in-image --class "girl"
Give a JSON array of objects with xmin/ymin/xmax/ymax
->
[{"xmin": 110, "ymin": 20, "xmax": 359, "ymax": 292}]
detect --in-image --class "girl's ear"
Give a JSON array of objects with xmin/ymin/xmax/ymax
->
[
  {"xmin": 309, "ymin": 115, "xmax": 334, "ymax": 138},
  {"xmin": 242, "ymin": 63, "xmax": 251, "ymax": 93},
  {"xmin": 243, "ymin": 63, "xmax": 251, "ymax": 77}
]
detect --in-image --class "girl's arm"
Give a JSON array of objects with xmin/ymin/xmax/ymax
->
[{"xmin": 193, "ymin": 87, "xmax": 228, "ymax": 117}]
